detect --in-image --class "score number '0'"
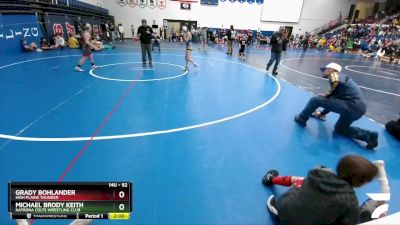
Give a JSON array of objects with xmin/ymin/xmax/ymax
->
[{"xmin": 119, "ymin": 191, "xmax": 126, "ymax": 211}]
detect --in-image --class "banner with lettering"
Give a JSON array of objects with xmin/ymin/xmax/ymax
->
[
  {"xmin": 0, "ymin": 14, "xmax": 44, "ymax": 54},
  {"xmin": 148, "ymin": 0, "xmax": 156, "ymax": 8},
  {"xmin": 116, "ymin": 0, "xmax": 128, "ymax": 6},
  {"xmin": 157, "ymin": 0, "xmax": 166, "ymax": 9},
  {"xmin": 138, "ymin": 0, "xmax": 147, "ymax": 8},
  {"xmin": 44, "ymin": 14, "xmax": 103, "ymax": 39},
  {"xmin": 128, "ymin": 0, "xmax": 138, "ymax": 7}
]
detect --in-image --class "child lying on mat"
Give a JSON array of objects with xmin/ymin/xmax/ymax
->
[{"xmin": 262, "ymin": 155, "xmax": 389, "ymax": 225}]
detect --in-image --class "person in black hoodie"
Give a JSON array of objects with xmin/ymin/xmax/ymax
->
[
  {"xmin": 226, "ymin": 25, "xmax": 235, "ymax": 55},
  {"xmin": 266, "ymin": 27, "xmax": 287, "ymax": 75},
  {"xmin": 262, "ymin": 155, "xmax": 378, "ymax": 225}
]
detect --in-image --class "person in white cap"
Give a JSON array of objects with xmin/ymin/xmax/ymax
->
[{"xmin": 294, "ymin": 62, "xmax": 379, "ymax": 149}]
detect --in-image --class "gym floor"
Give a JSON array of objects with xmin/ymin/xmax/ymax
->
[{"xmin": 0, "ymin": 41, "xmax": 399, "ymax": 225}]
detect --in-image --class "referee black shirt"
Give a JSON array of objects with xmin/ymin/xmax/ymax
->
[{"xmin": 137, "ymin": 26, "xmax": 153, "ymax": 44}]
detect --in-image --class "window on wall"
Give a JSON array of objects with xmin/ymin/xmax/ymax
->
[{"xmin": 260, "ymin": 0, "xmax": 304, "ymax": 22}]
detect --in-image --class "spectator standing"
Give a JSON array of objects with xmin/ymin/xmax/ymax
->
[
  {"xmin": 131, "ymin": 25, "xmax": 135, "ymax": 39},
  {"xmin": 137, "ymin": 19, "xmax": 154, "ymax": 67},
  {"xmin": 118, "ymin": 23, "xmax": 125, "ymax": 41},
  {"xmin": 226, "ymin": 25, "xmax": 235, "ymax": 55},
  {"xmin": 266, "ymin": 27, "xmax": 287, "ymax": 75},
  {"xmin": 109, "ymin": 23, "xmax": 115, "ymax": 41},
  {"xmin": 74, "ymin": 17, "xmax": 83, "ymax": 36},
  {"xmin": 303, "ymin": 31, "xmax": 311, "ymax": 51}
]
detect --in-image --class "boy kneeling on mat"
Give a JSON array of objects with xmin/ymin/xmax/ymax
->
[
  {"xmin": 294, "ymin": 62, "xmax": 378, "ymax": 149},
  {"xmin": 262, "ymin": 155, "xmax": 382, "ymax": 225}
]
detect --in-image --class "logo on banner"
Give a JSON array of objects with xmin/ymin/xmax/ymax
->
[
  {"xmin": 53, "ymin": 24, "xmax": 64, "ymax": 36},
  {"xmin": 116, "ymin": 0, "xmax": 128, "ymax": 6},
  {"xmin": 148, "ymin": 0, "xmax": 156, "ymax": 8},
  {"xmin": 180, "ymin": 2, "xmax": 191, "ymax": 10},
  {"xmin": 157, "ymin": 0, "xmax": 166, "ymax": 9},
  {"xmin": 255, "ymin": 0, "xmax": 263, "ymax": 4},
  {"xmin": 128, "ymin": 0, "xmax": 138, "ymax": 7},
  {"xmin": 247, "ymin": 0, "xmax": 255, "ymax": 3},
  {"xmin": 65, "ymin": 22, "xmax": 76, "ymax": 34},
  {"xmin": 138, "ymin": 0, "xmax": 147, "ymax": 8}
]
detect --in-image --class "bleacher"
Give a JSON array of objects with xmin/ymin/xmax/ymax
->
[
  {"xmin": 57, "ymin": 0, "xmax": 109, "ymax": 15},
  {"xmin": 0, "ymin": 0, "xmax": 112, "ymax": 21}
]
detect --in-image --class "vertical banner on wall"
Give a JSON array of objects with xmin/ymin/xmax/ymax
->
[
  {"xmin": 138, "ymin": 0, "xmax": 147, "ymax": 8},
  {"xmin": 65, "ymin": 22, "xmax": 76, "ymax": 34},
  {"xmin": 53, "ymin": 24, "xmax": 64, "ymax": 36},
  {"xmin": 157, "ymin": 0, "xmax": 166, "ymax": 9},
  {"xmin": 116, "ymin": 0, "xmax": 128, "ymax": 6},
  {"xmin": 128, "ymin": 0, "xmax": 138, "ymax": 7},
  {"xmin": 148, "ymin": 0, "xmax": 156, "ymax": 8},
  {"xmin": 44, "ymin": 14, "xmax": 66, "ymax": 38}
]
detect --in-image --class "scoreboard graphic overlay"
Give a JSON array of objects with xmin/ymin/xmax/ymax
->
[{"xmin": 9, "ymin": 182, "xmax": 132, "ymax": 220}]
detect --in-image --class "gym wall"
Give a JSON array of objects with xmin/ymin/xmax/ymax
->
[{"xmin": 81, "ymin": 0, "xmax": 357, "ymax": 36}]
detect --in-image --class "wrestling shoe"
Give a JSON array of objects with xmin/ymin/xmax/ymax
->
[
  {"xmin": 262, "ymin": 170, "xmax": 279, "ymax": 186},
  {"xmin": 267, "ymin": 195, "xmax": 279, "ymax": 220},
  {"xmin": 366, "ymin": 132, "xmax": 379, "ymax": 149},
  {"xmin": 75, "ymin": 66, "xmax": 84, "ymax": 72}
]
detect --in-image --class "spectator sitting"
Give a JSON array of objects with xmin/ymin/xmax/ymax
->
[
  {"xmin": 40, "ymin": 37, "xmax": 56, "ymax": 50},
  {"xmin": 365, "ymin": 41, "xmax": 379, "ymax": 58},
  {"xmin": 21, "ymin": 38, "xmax": 41, "ymax": 52},
  {"xmin": 54, "ymin": 34, "xmax": 66, "ymax": 48},
  {"xmin": 328, "ymin": 43, "xmax": 339, "ymax": 52},
  {"xmin": 376, "ymin": 47, "xmax": 386, "ymax": 60},
  {"xmin": 90, "ymin": 38, "xmax": 104, "ymax": 50},
  {"xmin": 68, "ymin": 32, "xmax": 80, "ymax": 49}
]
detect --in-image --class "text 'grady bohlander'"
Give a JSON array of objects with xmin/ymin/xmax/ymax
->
[
  {"xmin": 15, "ymin": 190, "xmax": 76, "ymax": 195},
  {"xmin": 14, "ymin": 190, "xmax": 76, "ymax": 200}
]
